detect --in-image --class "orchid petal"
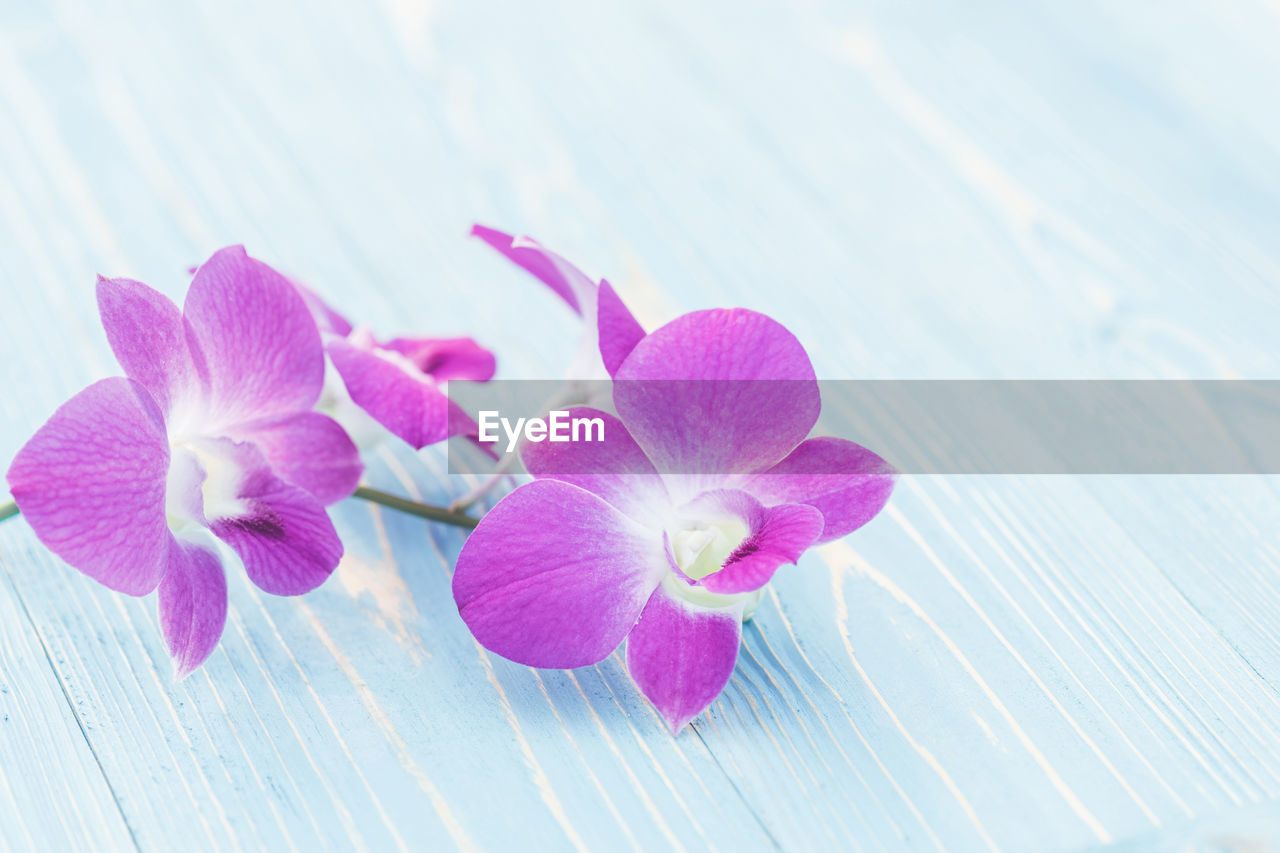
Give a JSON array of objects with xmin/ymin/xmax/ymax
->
[
  {"xmin": 680, "ymin": 490, "xmax": 824, "ymax": 594},
  {"xmin": 6, "ymin": 378, "xmax": 170, "ymax": 595},
  {"xmin": 158, "ymin": 537, "xmax": 227, "ymax": 679},
  {"xmin": 206, "ymin": 441, "xmax": 343, "ymax": 595},
  {"xmin": 97, "ymin": 276, "xmax": 207, "ymax": 414},
  {"xmin": 326, "ymin": 337, "xmax": 452, "ymax": 449},
  {"xmin": 453, "ymin": 480, "xmax": 667, "ymax": 668},
  {"xmin": 229, "ymin": 412, "xmax": 363, "ymax": 505},
  {"xmin": 597, "ymin": 279, "xmax": 645, "ymax": 377},
  {"xmin": 743, "ymin": 437, "xmax": 896, "ymax": 543},
  {"xmin": 626, "ymin": 581, "xmax": 743, "ymax": 733},
  {"xmin": 614, "ymin": 309, "xmax": 820, "ymax": 480},
  {"xmin": 382, "ymin": 336, "xmax": 496, "ymax": 382},
  {"xmin": 183, "ymin": 246, "xmax": 325, "ymax": 426},
  {"xmin": 520, "ymin": 407, "xmax": 670, "ymax": 529},
  {"xmin": 471, "ymin": 224, "xmax": 593, "ymax": 315}
]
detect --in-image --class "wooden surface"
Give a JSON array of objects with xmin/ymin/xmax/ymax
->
[{"xmin": 2, "ymin": 0, "xmax": 1280, "ymax": 850}]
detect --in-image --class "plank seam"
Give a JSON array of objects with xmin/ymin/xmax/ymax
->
[{"xmin": 688, "ymin": 725, "xmax": 784, "ymax": 851}]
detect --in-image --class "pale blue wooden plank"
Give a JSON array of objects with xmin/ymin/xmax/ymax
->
[
  {"xmin": 1108, "ymin": 799, "xmax": 1280, "ymax": 851},
  {"xmin": 0, "ymin": 539, "xmax": 136, "ymax": 851},
  {"xmin": 2, "ymin": 0, "xmax": 1280, "ymax": 850}
]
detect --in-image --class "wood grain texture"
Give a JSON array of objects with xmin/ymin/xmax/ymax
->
[{"xmin": 2, "ymin": 0, "xmax": 1279, "ymax": 850}]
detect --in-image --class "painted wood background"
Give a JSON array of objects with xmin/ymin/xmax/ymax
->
[{"xmin": 1, "ymin": 0, "xmax": 1279, "ymax": 850}]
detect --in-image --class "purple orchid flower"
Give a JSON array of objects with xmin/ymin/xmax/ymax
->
[
  {"xmin": 472, "ymin": 225, "xmax": 645, "ymax": 381},
  {"xmin": 6, "ymin": 247, "xmax": 364, "ymax": 678},
  {"xmin": 452, "ymin": 308, "xmax": 895, "ymax": 732},
  {"xmin": 295, "ymin": 284, "xmax": 496, "ymax": 450}
]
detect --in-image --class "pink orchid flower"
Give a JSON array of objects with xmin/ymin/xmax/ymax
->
[
  {"xmin": 472, "ymin": 225, "xmax": 645, "ymax": 381},
  {"xmin": 6, "ymin": 247, "xmax": 363, "ymax": 678},
  {"xmin": 295, "ymin": 285, "xmax": 495, "ymax": 449},
  {"xmin": 452, "ymin": 308, "xmax": 895, "ymax": 732}
]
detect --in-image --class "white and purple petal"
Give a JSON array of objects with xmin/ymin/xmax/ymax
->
[
  {"xmin": 183, "ymin": 246, "xmax": 326, "ymax": 427},
  {"xmin": 203, "ymin": 440, "xmax": 343, "ymax": 596},
  {"xmin": 453, "ymin": 479, "xmax": 667, "ymax": 669},
  {"xmin": 158, "ymin": 536, "xmax": 227, "ymax": 679},
  {"xmin": 613, "ymin": 309, "xmax": 821, "ymax": 482},
  {"xmin": 743, "ymin": 437, "xmax": 896, "ymax": 543},
  {"xmin": 97, "ymin": 276, "xmax": 208, "ymax": 414},
  {"xmin": 519, "ymin": 407, "xmax": 670, "ymax": 529},
  {"xmin": 625, "ymin": 580, "xmax": 744, "ymax": 733},
  {"xmin": 473, "ymin": 224, "xmax": 647, "ymax": 383},
  {"xmin": 471, "ymin": 225, "xmax": 593, "ymax": 315},
  {"xmin": 6, "ymin": 378, "xmax": 171, "ymax": 595},
  {"xmin": 229, "ymin": 411, "xmax": 363, "ymax": 505},
  {"xmin": 326, "ymin": 337, "xmax": 453, "ymax": 449},
  {"xmin": 596, "ymin": 279, "xmax": 645, "ymax": 378}
]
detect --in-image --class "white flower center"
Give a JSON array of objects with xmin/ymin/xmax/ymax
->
[
  {"xmin": 671, "ymin": 518, "xmax": 749, "ymax": 580},
  {"xmin": 667, "ymin": 514, "xmax": 764, "ymax": 617},
  {"xmin": 165, "ymin": 440, "xmax": 249, "ymax": 529}
]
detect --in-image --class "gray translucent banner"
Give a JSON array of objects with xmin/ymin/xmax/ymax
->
[{"xmin": 446, "ymin": 380, "xmax": 1280, "ymax": 475}]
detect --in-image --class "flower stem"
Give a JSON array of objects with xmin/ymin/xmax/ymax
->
[
  {"xmin": 0, "ymin": 501, "xmax": 17, "ymax": 523},
  {"xmin": 448, "ymin": 463, "xmax": 515, "ymax": 512},
  {"xmin": 351, "ymin": 486, "xmax": 479, "ymax": 530}
]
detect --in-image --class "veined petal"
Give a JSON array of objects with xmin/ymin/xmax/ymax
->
[
  {"xmin": 471, "ymin": 224, "xmax": 593, "ymax": 315},
  {"xmin": 6, "ymin": 378, "xmax": 170, "ymax": 595},
  {"xmin": 183, "ymin": 246, "xmax": 326, "ymax": 427},
  {"xmin": 742, "ymin": 437, "xmax": 896, "ymax": 543},
  {"xmin": 473, "ymin": 225, "xmax": 641, "ymax": 383},
  {"xmin": 205, "ymin": 440, "xmax": 343, "ymax": 595},
  {"xmin": 97, "ymin": 276, "xmax": 207, "ymax": 414},
  {"xmin": 326, "ymin": 338, "xmax": 452, "ymax": 449},
  {"xmin": 626, "ymin": 579, "xmax": 744, "ymax": 733},
  {"xmin": 597, "ymin": 279, "xmax": 645, "ymax": 378},
  {"xmin": 229, "ymin": 411, "xmax": 363, "ymax": 505},
  {"xmin": 680, "ymin": 490, "xmax": 823, "ymax": 594},
  {"xmin": 158, "ymin": 536, "xmax": 227, "ymax": 679},
  {"xmin": 520, "ymin": 407, "xmax": 670, "ymax": 529},
  {"xmin": 453, "ymin": 480, "xmax": 667, "ymax": 668},
  {"xmin": 614, "ymin": 309, "xmax": 820, "ymax": 479},
  {"xmin": 381, "ymin": 336, "xmax": 496, "ymax": 382}
]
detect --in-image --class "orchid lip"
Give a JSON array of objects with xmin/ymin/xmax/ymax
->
[
  {"xmin": 661, "ymin": 522, "xmax": 765, "ymax": 616},
  {"xmin": 670, "ymin": 516, "xmax": 749, "ymax": 582}
]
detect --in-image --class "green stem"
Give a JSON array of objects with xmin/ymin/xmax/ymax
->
[
  {"xmin": 351, "ymin": 486, "xmax": 479, "ymax": 530},
  {"xmin": 0, "ymin": 501, "xmax": 17, "ymax": 523}
]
